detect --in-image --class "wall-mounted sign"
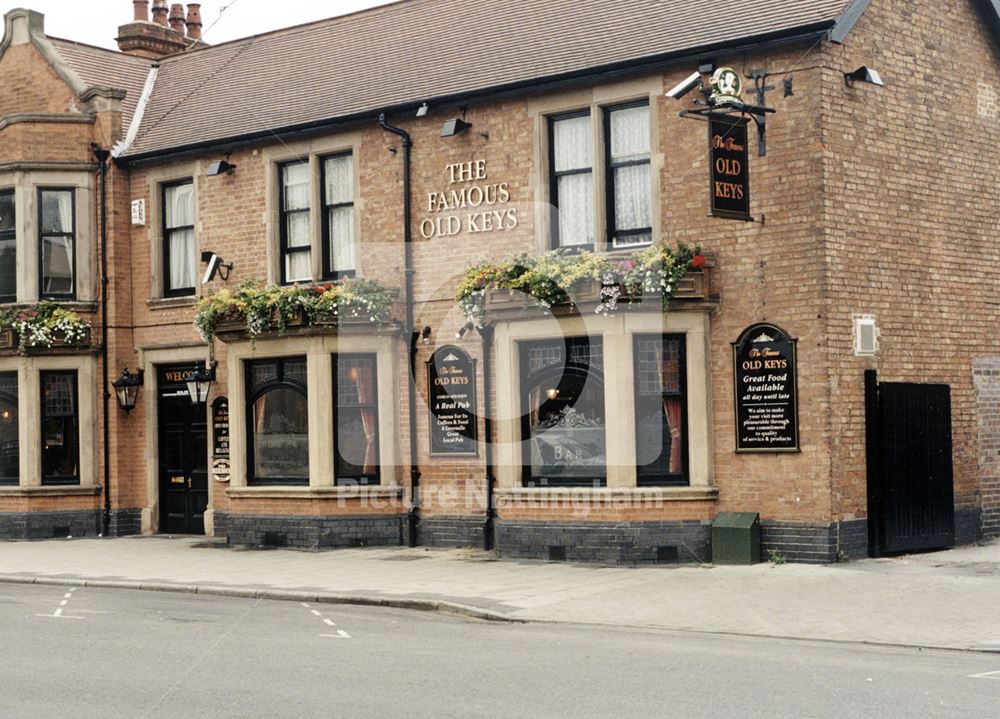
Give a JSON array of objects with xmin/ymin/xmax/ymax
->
[
  {"xmin": 709, "ymin": 115, "xmax": 751, "ymax": 221},
  {"xmin": 131, "ymin": 199, "xmax": 145, "ymax": 226},
  {"xmin": 732, "ymin": 323, "xmax": 799, "ymax": 452},
  {"xmin": 419, "ymin": 160, "xmax": 518, "ymax": 239},
  {"xmin": 709, "ymin": 67, "xmax": 743, "ymax": 107},
  {"xmin": 427, "ymin": 345, "xmax": 478, "ymax": 455},
  {"xmin": 212, "ymin": 457, "xmax": 231, "ymax": 483},
  {"xmin": 212, "ymin": 396, "xmax": 229, "ymax": 457}
]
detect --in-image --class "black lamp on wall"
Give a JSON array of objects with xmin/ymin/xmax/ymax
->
[
  {"xmin": 112, "ymin": 368, "xmax": 144, "ymax": 414},
  {"xmin": 185, "ymin": 362, "xmax": 217, "ymax": 405}
]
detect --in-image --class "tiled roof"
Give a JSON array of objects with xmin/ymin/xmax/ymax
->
[
  {"xmin": 119, "ymin": 0, "xmax": 856, "ymax": 158},
  {"xmin": 47, "ymin": 37, "xmax": 152, "ymax": 131}
]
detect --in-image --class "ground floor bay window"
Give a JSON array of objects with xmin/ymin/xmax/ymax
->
[
  {"xmin": 494, "ymin": 312, "xmax": 713, "ymax": 493},
  {"xmin": 334, "ymin": 354, "xmax": 380, "ymax": 486},
  {"xmin": 246, "ymin": 356, "xmax": 309, "ymax": 485}
]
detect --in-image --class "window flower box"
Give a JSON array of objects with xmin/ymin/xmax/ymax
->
[
  {"xmin": 0, "ymin": 328, "xmax": 15, "ymax": 351},
  {"xmin": 196, "ymin": 279, "xmax": 394, "ymax": 343},
  {"xmin": 1, "ymin": 302, "xmax": 92, "ymax": 355}
]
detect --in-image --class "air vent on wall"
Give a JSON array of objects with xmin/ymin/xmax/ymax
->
[{"xmin": 853, "ymin": 314, "xmax": 880, "ymax": 356}]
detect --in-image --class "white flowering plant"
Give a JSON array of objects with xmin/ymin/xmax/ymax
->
[
  {"xmin": 456, "ymin": 243, "xmax": 705, "ymax": 323},
  {"xmin": 3, "ymin": 301, "xmax": 92, "ymax": 355}
]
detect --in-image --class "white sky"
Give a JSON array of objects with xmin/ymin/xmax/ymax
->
[{"xmin": 2, "ymin": 1, "xmax": 400, "ymax": 49}]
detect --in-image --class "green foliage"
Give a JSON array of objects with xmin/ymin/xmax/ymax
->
[
  {"xmin": 0, "ymin": 301, "xmax": 91, "ymax": 355},
  {"xmin": 194, "ymin": 279, "xmax": 394, "ymax": 343},
  {"xmin": 767, "ymin": 548, "xmax": 787, "ymax": 565},
  {"xmin": 456, "ymin": 242, "xmax": 704, "ymax": 323}
]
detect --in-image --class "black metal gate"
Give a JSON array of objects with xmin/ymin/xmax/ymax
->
[{"xmin": 865, "ymin": 370, "xmax": 954, "ymax": 556}]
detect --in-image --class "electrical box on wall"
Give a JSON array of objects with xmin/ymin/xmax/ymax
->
[{"xmin": 853, "ymin": 314, "xmax": 880, "ymax": 356}]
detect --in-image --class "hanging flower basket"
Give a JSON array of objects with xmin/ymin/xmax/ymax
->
[{"xmin": 1, "ymin": 302, "xmax": 93, "ymax": 355}]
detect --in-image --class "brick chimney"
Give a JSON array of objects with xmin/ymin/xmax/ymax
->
[
  {"xmin": 117, "ymin": 0, "xmax": 208, "ymax": 58},
  {"xmin": 151, "ymin": 0, "xmax": 168, "ymax": 26},
  {"xmin": 186, "ymin": 4, "xmax": 202, "ymax": 40},
  {"xmin": 168, "ymin": 4, "xmax": 185, "ymax": 32}
]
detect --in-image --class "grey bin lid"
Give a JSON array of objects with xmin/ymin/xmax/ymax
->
[{"xmin": 713, "ymin": 512, "xmax": 760, "ymax": 529}]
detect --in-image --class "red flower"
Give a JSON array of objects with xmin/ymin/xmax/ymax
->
[{"xmin": 690, "ymin": 255, "xmax": 706, "ymax": 268}]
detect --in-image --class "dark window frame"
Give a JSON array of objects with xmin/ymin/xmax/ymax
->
[
  {"xmin": 278, "ymin": 160, "xmax": 312, "ymax": 286},
  {"xmin": 604, "ymin": 101, "xmax": 653, "ymax": 250},
  {"xmin": 40, "ymin": 370, "xmax": 79, "ymax": 486},
  {"xmin": 0, "ymin": 371, "xmax": 18, "ymax": 486},
  {"xmin": 333, "ymin": 353, "xmax": 380, "ymax": 486},
  {"xmin": 0, "ymin": 188, "xmax": 15, "ymax": 303},
  {"xmin": 37, "ymin": 187, "xmax": 76, "ymax": 301},
  {"xmin": 161, "ymin": 178, "xmax": 196, "ymax": 298},
  {"xmin": 633, "ymin": 333, "xmax": 689, "ymax": 487},
  {"xmin": 245, "ymin": 356, "xmax": 309, "ymax": 487},
  {"xmin": 519, "ymin": 336, "xmax": 607, "ymax": 488},
  {"xmin": 320, "ymin": 152, "xmax": 357, "ymax": 281},
  {"xmin": 548, "ymin": 110, "xmax": 594, "ymax": 251}
]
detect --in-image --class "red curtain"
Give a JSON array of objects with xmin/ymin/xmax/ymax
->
[
  {"xmin": 664, "ymin": 397, "xmax": 683, "ymax": 473},
  {"xmin": 354, "ymin": 364, "xmax": 377, "ymax": 473}
]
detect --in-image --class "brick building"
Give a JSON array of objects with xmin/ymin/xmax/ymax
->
[{"xmin": 1, "ymin": 0, "xmax": 998, "ymax": 562}]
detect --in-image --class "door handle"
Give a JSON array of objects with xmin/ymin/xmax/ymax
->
[
  {"xmin": 187, "ymin": 478, "xmax": 192, "ymax": 489},
  {"xmin": 170, "ymin": 476, "xmax": 185, "ymax": 485}
]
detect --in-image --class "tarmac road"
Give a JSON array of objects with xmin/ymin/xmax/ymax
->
[{"xmin": 2, "ymin": 583, "xmax": 999, "ymax": 719}]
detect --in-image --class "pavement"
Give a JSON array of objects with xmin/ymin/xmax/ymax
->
[{"xmin": 1, "ymin": 535, "xmax": 999, "ymax": 652}]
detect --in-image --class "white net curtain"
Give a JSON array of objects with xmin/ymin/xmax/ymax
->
[{"xmin": 165, "ymin": 183, "xmax": 196, "ymax": 290}]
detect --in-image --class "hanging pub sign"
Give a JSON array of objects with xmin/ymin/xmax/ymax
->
[
  {"xmin": 708, "ymin": 114, "xmax": 751, "ymax": 221},
  {"xmin": 211, "ymin": 396, "xmax": 229, "ymax": 457},
  {"xmin": 427, "ymin": 345, "xmax": 478, "ymax": 455},
  {"xmin": 732, "ymin": 323, "xmax": 799, "ymax": 452}
]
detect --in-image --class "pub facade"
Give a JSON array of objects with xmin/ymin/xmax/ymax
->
[{"xmin": 1, "ymin": 0, "xmax": 999, "ymax": 562}]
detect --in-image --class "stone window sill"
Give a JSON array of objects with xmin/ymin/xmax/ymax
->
[
  {"xmin": 226, "ymin": 486, "xmax": 404, "ymax": 500},
  {"xmin": 147, "ymin": 296, "xmax": 199, "ymax": 311},
  {"xmin": 494, "ymin": 486, "xmax": 718, "ymax": 502},
  {"xmin": 0, "ymin": 485, "xmax": 101, "ymax": 497}
]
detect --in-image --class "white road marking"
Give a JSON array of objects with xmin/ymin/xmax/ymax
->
[
  {"xmin": 34, "ymin": 587, "xmax": 83, "ymax": 619},
  {"xmin": 323, "ymin": 618, "xmax": 336, "ymax": 627},
  {"xmin": 310, "ymin": 609, "xmax": 322, "ymax": 617},
  {"xmin": 337, "ymin": 630, "xmax": 351, "ymax": 639},
  {"xmin": 63, "ymin": 593, "xmax": 72, "ymax": 599},
  {"xmin": 969, "ymin": 669, "xmax": 1000, "ymax": 679},
  {"xmin": 59, "ymin": 600, "xmax": 68, "ymax": 606},
  {"xmin": 300, "ymin": 602, "xmax": 310, "ymax": 608}
]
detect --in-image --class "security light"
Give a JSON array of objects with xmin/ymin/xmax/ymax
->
[
  {"xmin": 416, "ymin": 103, "xmax": 429, "ymax": 118},
  {"xmin": 844, "ymin": 66, "xmax": 883, "ymax": 87},
  {"xmin": 665, "ymin": 71, "xmax": 703, "ymax": 99},
  {"xmin": 201, "ymin": 251, "xmax": 233, "ymax": 284},
  {"xmin": 207, "ymin": 159, "xmax": 237, "ymax": 176},
  {"xmin": 441, "ymin": 118, "xmax": 472, "ymax": 137}
]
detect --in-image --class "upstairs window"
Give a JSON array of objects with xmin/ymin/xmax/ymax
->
[
  {"xmin": 41, "ymin": 371, "xmax": 79, "ymax": 486},
  {"xmin": 0, "ymin": 372, "xmax": 17, "ymax": 486},
  {"xmin": 0, "ymin": 190, "xmax": 14, "ymax": 303},
  {"xmin": 279, "ymin": 161, "xmax": 312, "ymax": 284},
  {"xmin": 605, "ymin": 103, "xmax": 652, "ymax": 248},
  {"xmin": 322, "ymin": 153, "xmax": 356, "ymax": 279},
  {"xmin": 549, "ymin": 112, "xmax": 594, "ymax": 248},
  {"xmin": 163, "ymin": 180, "xmax": 196, "ymax": 297},
  {"xmin": 39, "ymin": 189, "xmax": 75, "ymax": 299}
]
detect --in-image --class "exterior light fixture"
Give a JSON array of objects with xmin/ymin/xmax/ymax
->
[
  {"xmin": 441, "ymin": 118, "xmax": 472, "ymax": 137},
  {"xmin": 416, "ymin": 103, "xmax": 429, "ymax": 117},
  {"xmin": 207, "ymin": 159, "xmax": 237, "ymax": 176},
  {"xmin": 185, "ymin": 362, "xmax": 217, "ymax": 405},
  {"xmin": 112, "ymin": 368, "xmax": 144, "ymax": 414},
  {"xmin": 844, "ymin": 66, "xmax": 883, "ymax": 87},
  {"xmin": 201, "ymin": 251, "xmax": 233, "ymax": 283},
  {"xmin": 546, "ymin": 388, "xmax": 560, "ymax": 401}
]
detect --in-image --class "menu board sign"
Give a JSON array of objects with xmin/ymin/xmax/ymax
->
[
  {"xmin": 427, "ymin": 346, "xmax": 478, "ymax": 455},
  {"xmin": 732, "ymin": 323, "xmax": 799, "ymax": 452},
  {"xmin": 212, "ymin": 396, "xmax": 230, "ymax": 457}
]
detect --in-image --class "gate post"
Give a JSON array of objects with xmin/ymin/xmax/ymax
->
[{"xmin": 864, "ymin": 369, "xmax": 880, "ymax": 557}]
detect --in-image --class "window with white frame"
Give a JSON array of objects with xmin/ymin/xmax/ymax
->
[
  {"xmin": 162, "ymin": 180, "xmax": 196, "ymax": 297},
  {"xmin": 38, "ymin": 189, "xmax": 75, "ymax": 299},
  {"xmin": 548, "ymin": 101, "xmax": 652, "ymax": 250}
]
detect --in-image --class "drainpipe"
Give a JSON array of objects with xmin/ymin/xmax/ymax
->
[
  {"xmin": 377, "ymin": 114, "xmax": 420, "ymax": 548},
  {"xmin": 479, "ymin": 324, "xmax": 496, "ymax": 550},
  {"xmin": 91, "ymin": 144, "xmax": 112, "ymax": 536}
]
